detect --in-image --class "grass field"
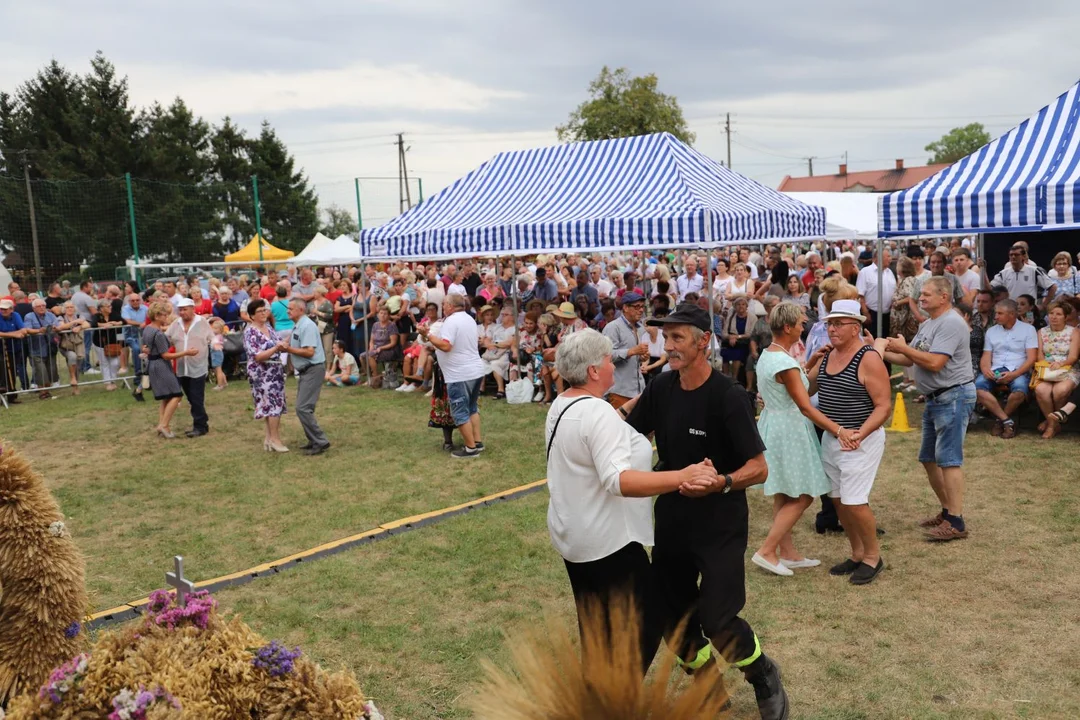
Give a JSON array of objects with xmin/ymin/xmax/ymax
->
[{"xmin": 3, "ymin": 379, "xmax": 1079, "ymax": 719}]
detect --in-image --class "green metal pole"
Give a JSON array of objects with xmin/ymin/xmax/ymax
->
[
  {"xmin": 125, "ymin": 173, "xmax": 140, "ymax": 277},
  {"xmin": 354, "ymin": 177, "xmax": 363, "ymax": 232},
  {"xmin": 418, "ymin": 177, "xmax": 424, "ymax": 204},
  {"xmin": 252, "ymin": 175, "xmax": 263, "ymax": 264}
]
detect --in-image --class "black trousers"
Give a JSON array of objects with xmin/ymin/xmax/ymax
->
[
  {"xmin": 179, "ymin": 374, "xmax": 209, "ymax": 432},
  {"xmin": 563, "ymin": 542, "xmax": 663, "ymax": 676},
  {"xmin": 652, "ymin": 495, "xmax": 758, "ymax": 665}
]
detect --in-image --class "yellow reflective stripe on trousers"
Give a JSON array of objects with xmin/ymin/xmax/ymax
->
[
  {"xmin": 732, "ymin": 633, "xmax": 762, "ymax": 668},
  {"xmin": 678, "ymin": 643, "xmax": 712, "ymax": 670}
]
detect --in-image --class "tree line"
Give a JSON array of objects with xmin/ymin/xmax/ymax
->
[{"xmin": 0, "ymin": 52, "xmax": 323, "ymax": 281}]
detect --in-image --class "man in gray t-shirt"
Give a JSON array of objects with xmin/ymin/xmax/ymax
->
[{"xmin": 879, "ymin": 276, "xmax": 975, "ymax": 543}]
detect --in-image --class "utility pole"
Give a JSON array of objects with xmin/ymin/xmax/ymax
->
[
  {"xmin": 724, "ymin": 113, "xmax": 732, "ymax": 169},
  {"xmin": 806, "ymin": 157, "xmax": 818, "ymax": 176},
  {"xmin": 397, "ymin": 133, "xmax": 412, "ymax": 214},
  {"xmin": 22, "ymin": 153, "xmax": 43, "ymax": 292}
]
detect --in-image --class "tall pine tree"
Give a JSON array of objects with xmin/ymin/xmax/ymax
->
[
  {"xmin": 210, "ymin": 117, "xmax": 254, "ymax": 253},
  {"xmin": 248, "ymin": 121, "xmax": 318, "ymax": 254}
]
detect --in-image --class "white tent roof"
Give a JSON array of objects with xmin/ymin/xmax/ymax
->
[
  {"xmin": 782, "ymin": 192, "xmax": 879, "ymax": 240},
  {"xmin": 291, "ymin": 232, "xmax": 335, "ymax": 265},
  {"xmin": 293, "ymin": 234, "xmax": 361, "ymax": 266}
]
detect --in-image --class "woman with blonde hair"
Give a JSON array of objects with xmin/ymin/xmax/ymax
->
[
  {"xmin": 725, "ymin": 262, "xmax": 755, "ymax": 301},
  {"xmin": 142, "ymin": 302, "xmax": 189, "ymax": 438},
  {"xmin": 1048, "ymin": 251, "xmax": 1080, "ymax": 297},
  {"xmin": 752, "ymin": 302, "xmax": 849, "ymax": 576},
  {"xmin": 1034, "ymin": 299, "xmax": 1080, "ymax": 438},
  {"xmin": 55, "ymin": 301, "xmax": 90, "ymax": 394}
]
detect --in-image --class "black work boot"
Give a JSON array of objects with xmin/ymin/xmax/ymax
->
[{"xmin": 741, "ymin": 654, "xmax": 789, "ymax": 720}]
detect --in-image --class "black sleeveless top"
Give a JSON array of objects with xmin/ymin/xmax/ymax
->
[{"xmin": 817, "ymin": 345, "xmax": 875, "ymax": 429}]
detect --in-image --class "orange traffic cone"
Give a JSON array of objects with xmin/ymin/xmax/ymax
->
[{"xmin": 887, "ymin": 391, "xmax": 912, "ymax": 433}]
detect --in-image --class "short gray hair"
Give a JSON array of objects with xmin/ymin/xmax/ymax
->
[
  {"xmin": 445, "ymin": 293, "xmax": 469, "ymax": 311},
  {"xmin": 288, "ymin": 298, "xmax": 307, "ymax": 312},
  {"xmin": 996, "ymin": 299, "xmax": 1018, "ymax": 314},
  {"xmin": 921, "ymin": 276, "xmax": 952, "ymax": 300},
  {"xmin": 769, "ymin": 301, "xmax": 805, "ymax": 334},
  {"xmin": 555, "ymin": 329, "xmax": 612, "ymax": 386}
]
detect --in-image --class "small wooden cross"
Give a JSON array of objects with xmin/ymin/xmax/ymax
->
[{"xmin": 165, "ymin": 555, "xmax": 195, "ymax": 608}]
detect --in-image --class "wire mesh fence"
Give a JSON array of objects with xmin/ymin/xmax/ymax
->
[{"xmin": 0, "ymin": 174, "xmax": 424, "ymax": 293}]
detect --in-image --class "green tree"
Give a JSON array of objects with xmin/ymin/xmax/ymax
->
[
  {"xmin": 925, "ymin": 123, "xmax": 991, "ymax": 164},
  {"xmin": 209, "ymin": 117, "xmax": 254, "ymax": 253},
  {"xmin": 248, "ymin": 121, "xmax": 319, "ymax": 253},
  {"xmin": 134, "ymin": 99, "xmax": 219, "ymax": 262},
  {"xmin": 556, "ymin": 66, "xmax": 695, "ymax": 145},
  {"xmin": 320, "ymin": 204, "xmax": 357, "ymax": 239}
]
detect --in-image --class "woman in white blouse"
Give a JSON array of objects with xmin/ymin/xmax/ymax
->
[{"xmin": 545, "ymin": 329, "xmax": 715, "ymax": 672}]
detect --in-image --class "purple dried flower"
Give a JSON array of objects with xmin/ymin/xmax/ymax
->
[
  {"xmin": 144, "ymin": 590, "xmax": 215, "ymax": 630},
  {"xmin": 64, "ymin": 621, "xmax": 81, "ymax": 639},
  {"xmin": 252, "ymin": 640, "xmax": 302, "ymax": 677}
]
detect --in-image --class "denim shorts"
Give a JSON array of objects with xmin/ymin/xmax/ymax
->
[
  {"xmin": 210, "ymin": 349, "xmax": 224, "ymax": 369},
  {"xmin": 918, "ymin": 383, "xmax": 977, "ymax": 468},
  {"xmin": 974, "ymin": 370, "xmax": 1030, "ymax": 395},
  {"xmin": 446, "ymin": 377, "xmax": 482, "ymax": 426}
]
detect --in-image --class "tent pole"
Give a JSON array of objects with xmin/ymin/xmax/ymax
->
[
  {"xmin": 705, "ymin": 247, "xmax": 715, "ymax": 362},
  {"xmin": 361, "ymin": 261, "xmax": 371, "ymax": 387},
  {"xmin": 508, "ymin": 256, "xmax": 520, "ymax": 380},
  {"xmin": 876, "ymin": 238, "xmax": 884, "ymax": 338}
]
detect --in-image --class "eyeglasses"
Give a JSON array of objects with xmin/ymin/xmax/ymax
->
[{"xmin": 825, "ymin": 319, "xmax": 861, "ymax": 328}]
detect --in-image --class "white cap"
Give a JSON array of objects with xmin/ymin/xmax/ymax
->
[
  {"xmin": 822, "ymin": 299, "xmax": 866, "ymax": 323},
  {"xmin": 176, "ymin": 298, "xmax": 195, "ymax": 308}
]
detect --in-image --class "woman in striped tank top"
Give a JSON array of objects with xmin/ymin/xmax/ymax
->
[{"xmin": 807, "ymin": 300, "xmax": 893, "ymax": 586}]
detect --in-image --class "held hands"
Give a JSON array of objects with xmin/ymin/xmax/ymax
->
[
  {"xmin": 678, "ymin": 458, "xmax": 719, "ymax": 498},
  {"xmin": 836, "ymin": 427, "xmax": 862, "ymax": 451},
  {"xmin": 1050, "ymin": 360, "xmax": 1064, "ymax": 371}
]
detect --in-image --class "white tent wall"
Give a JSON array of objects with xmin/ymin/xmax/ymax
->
[{"xmin": 782, "ymin": 192, "xmax": 879, "ymax": 240}]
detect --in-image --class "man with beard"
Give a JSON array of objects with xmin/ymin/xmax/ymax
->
[{"xmin": 619, "ymin": 303, "xmax": 788, "ymax": 719}]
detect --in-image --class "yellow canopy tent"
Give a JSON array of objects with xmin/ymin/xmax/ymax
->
[{"xmin": 224, "ymin": 235, "xmax": 295, "ymax": 264}]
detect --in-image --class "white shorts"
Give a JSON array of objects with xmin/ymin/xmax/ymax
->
[{"xmin": 821, "ymin": 427, "xmax": 885, "ymax": 506}]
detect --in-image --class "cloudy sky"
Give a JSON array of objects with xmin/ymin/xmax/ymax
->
[{"xmin": 4, "ymin": 0, "xmax": 1079, "ymax": 228}]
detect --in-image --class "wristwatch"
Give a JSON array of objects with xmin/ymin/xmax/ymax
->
[{"xmin": 722, "ymin": 474, "xmax": 733, "ymax": 494}]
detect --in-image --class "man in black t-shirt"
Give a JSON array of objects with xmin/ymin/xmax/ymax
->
[{"xmin": 622, "ymin": 303, "xmax": 788, "ymax": 720}]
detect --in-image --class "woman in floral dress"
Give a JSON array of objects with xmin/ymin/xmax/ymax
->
[
  {"xmin": 243, "ymin": 299, "xmax": 288, "ymax": 452},
  {"xmin": 1035, "ymin": 300, "xmax": 1080, "ymax": 438}
]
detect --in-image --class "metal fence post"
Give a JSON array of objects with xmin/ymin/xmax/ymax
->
[
  {"xmin": 252, "ymin": 175, "xmax": 264, "ymax": 264},
  {"xmin": 125, "ymin": 173, "xmax": 140, "ymax": 281}
]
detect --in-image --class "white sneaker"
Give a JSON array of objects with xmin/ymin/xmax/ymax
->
[
  {"xmin": 86, "ymin": 368, "xmax": 101, "ymax": 375},
  {"xmin": 779, "ymin": 557, "xmax": 821, "ymax": 569},
  {"xmin": 394, "ymin": 384, "xmax": 407, "ymax": 392},
  {"xmin": 51, "ymin": 381, "xmax": 61, "ymax": 388},
  {"xmin": 533, "ymin": 389, "xmax": 545, "ymax": 402},
  {"xmin": 30, "ymin": 383, "xmax": 38, "ymax": 390},
  {"xmin": 752, "ymin": 552, "xmax": 793, "ymax": 577},
  {"xmin": 401, "ymin": 384, "xmax": 417, "ymax": 393},
  {"xmin": 424, "ymin": 389, "xmax": 433, "ymax": 397}
]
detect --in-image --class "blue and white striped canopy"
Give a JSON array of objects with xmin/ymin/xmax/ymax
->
[
  {"xmin": 360, "ymin": 132, "xmax": 825, "ymax": 260},
  {"xmin": 880, "ymin": 80, "xmax": 1080, "ymax": 237}
]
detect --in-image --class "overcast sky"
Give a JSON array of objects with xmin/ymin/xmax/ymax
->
[{"xmin": 4, "ymin": 0, "xmax": 1080, "ymax": 228}]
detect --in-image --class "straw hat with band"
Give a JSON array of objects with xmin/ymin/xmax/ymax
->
[{"xmin": 552, "ymin": 302, "xmax": 579, "ymax": 320}]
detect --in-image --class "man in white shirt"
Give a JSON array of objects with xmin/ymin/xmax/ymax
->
[
  {"xmin": 974, "ymin": 299, "xmax": 1038, "ymax": 439},
  {"xmin": 590, "ymin": 265, "xmax": 615, "ymax": 299},
  {"xmin": 856, "ymin": 248, "xmax": 896, "ymax": 338},
  {"xmin": 446, "ymin": 271, "xmax": 468, "ymax": 297},
  {"xmin": 990, "ymin": 243, "xmax": 1055, "ymax": 307},
  {"xmin": 675, "ymin": 256, "xmax": 704, "ymax": 301},
  {"xmin": 166, "ymin": 298, "xmax": 212, "ymax": 438},
  {"xmin": 418, "ymin": 293, "xmax": 486, "ymax": 458}
]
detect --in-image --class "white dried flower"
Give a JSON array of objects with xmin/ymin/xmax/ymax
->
[{"xmin": 49, "ymin": 521, "xmax": 67, "ymax": 537}]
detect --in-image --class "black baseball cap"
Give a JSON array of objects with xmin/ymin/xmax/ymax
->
[{"xmin": 646, "ymin": 302, "xmax": 710, "ymax": 332}]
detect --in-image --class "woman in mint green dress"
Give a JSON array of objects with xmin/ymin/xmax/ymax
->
[{"xmin": 751, "ymin": 303, "xmax": 860, "ymax": 577}]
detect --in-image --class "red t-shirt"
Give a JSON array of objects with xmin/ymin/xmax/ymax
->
[
  {"xmin": 194, "ymin": 300, "xmax": 213, "ymax": 315},
  {"xmin": 259, "ymin": 285, "xmax": 277, "ymax": 301}
]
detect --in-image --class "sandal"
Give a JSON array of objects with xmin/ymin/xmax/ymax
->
[{"xmin": 1050, "ymin": 409, "xmax": 1071, "ymax": 425}]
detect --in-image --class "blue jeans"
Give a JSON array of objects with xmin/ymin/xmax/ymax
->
[
  {"xmin": 446, "ymin": 377, "xmax": 482, "ymax": 426},
  {"xmin": 974, "ymin": 369, "xmax": 1030, "ymax": 395},
  {"xmin": 80, "ymin": 329, "xmax": 94, "ymax": 371},
  {"xmin": 918, "ymin": 383, "xmax": 977, "ymax": 468},
  {"xmin": 125, "ymin": 335, "xmax": 144, "ymax": 378}
]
